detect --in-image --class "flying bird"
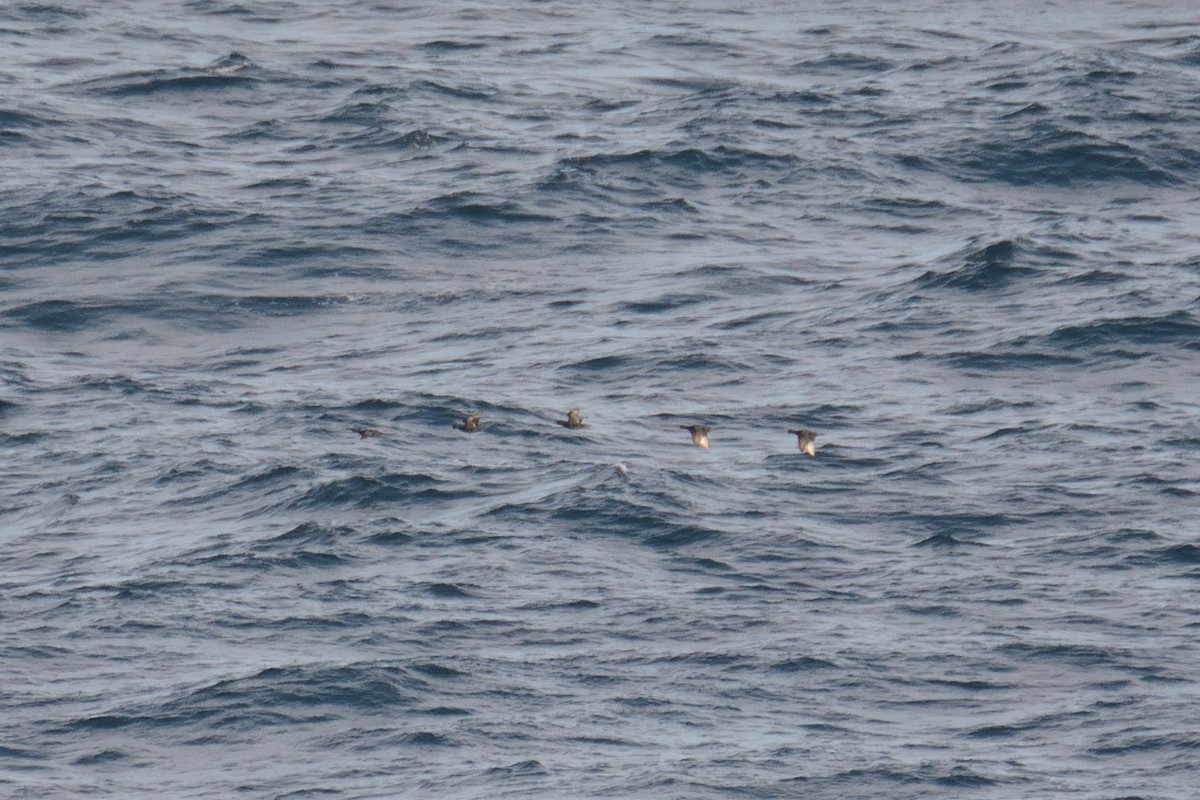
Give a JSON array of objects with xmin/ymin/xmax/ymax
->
[
  {"xmin": 789, "ymin": 428, "xmax": 818, "ymax": 456},
  {"xmin": 680, "ymin": 424, "xmax": 711, "ymax": 449}
]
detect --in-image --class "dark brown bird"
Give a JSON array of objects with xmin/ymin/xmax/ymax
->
[
  {"xmin": 351, "ymin": 427, "xmax": 384, "ymax": 439},
  {"xmin": 680, "ymin": 424, "xmax": 711, "ymax": 449},
  {"xmin": 454, "ymin": 412, "xmax": 482, "ymax": 433},
  {"xmin": 788, "ymin": 428, "xmax": 817, "ymax": 456},
  {"xmin": 558, "ymin": 407, "xmax": 585, "ymax": 429}
]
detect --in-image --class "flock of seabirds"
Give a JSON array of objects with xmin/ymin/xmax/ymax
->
[{"xmin": 350, "ymin": 408, "xmax": 819, "ymax": 457}]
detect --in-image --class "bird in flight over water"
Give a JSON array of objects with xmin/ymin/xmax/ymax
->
[
  {"xmin": 789, "ymin": 428, "xmax": 817, "ymax": 456},
  {"xmin": 681, "ymin": 424, "xmax": 711, "ymax": 449}
]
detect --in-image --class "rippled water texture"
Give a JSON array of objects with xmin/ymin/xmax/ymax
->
[{"xmin": 2, "ymin": 2, "xmax": 1199, "ymax": 798}]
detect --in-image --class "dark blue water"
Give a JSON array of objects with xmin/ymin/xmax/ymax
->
[{"xmin": 3, "ymin": 2, "xmax": 1199, "ymax": 798}]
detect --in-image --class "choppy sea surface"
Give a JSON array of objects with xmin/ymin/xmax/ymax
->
[{"xmin": 3, "ymin": 2, "xmax": 1200, "ymax": 798}]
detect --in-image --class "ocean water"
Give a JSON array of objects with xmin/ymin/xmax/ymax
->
[{"xmin": 3, "ymin": 1, "xmax": 1199, "ymax": 797}]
